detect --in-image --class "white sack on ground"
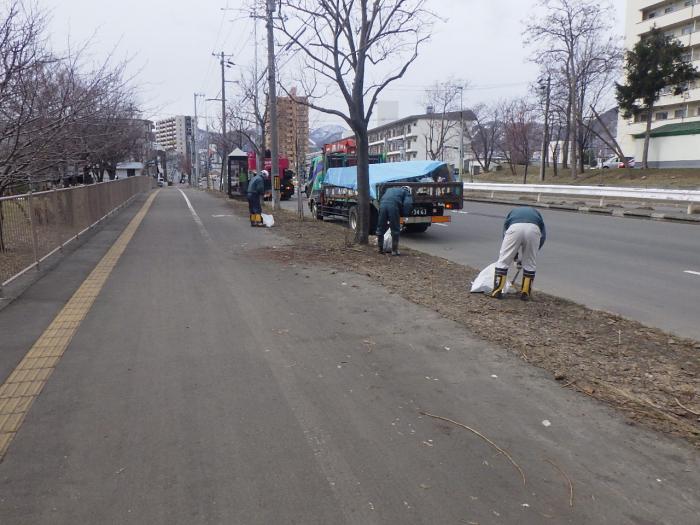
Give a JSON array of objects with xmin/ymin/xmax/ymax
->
[
  {"xmin": 261, "ymin": 213, "xmax": 275, "ymax": 228},
  {"xmin": 383, "ymin": 230, "xmax": 392, "ymax": 252},
  {"xmin": 470, "ymin": 262, "xmax": 515, "ymax": 294}
]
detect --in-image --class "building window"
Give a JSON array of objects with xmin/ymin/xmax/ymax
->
[
  {"xmin": 634, "ymin": 112, "xmax": 649, "ymax": 123},
  {"xmin": 674, "ymin": 108, "xmax": 687, "ymax": 118},
  {"xmin": 697, "ymin": 107, "xmax": 700, "ymax": 116},
  {"xmin": 664, "ymin": 6, "xmax": 674, "ymax": 14},
  {"xmin": 655, "ymin": 111, "xmax": 668, "ymax": 120},
  {"xmin": 682, "ymin": 25, "xmax": 693, "ymax": 36}
]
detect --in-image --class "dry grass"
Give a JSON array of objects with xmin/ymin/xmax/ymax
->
[{"xmin": 474, "ymin": 166, "xmax": 700, "ymax": 189}]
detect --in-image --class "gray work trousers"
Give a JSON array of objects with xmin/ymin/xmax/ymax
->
[{"xmin": 496, "ymin": 223, "xmax": 541, "ymax": 273}]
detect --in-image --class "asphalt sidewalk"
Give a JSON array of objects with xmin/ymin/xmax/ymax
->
[{"xmin": 0, "ymin": 187, "xmax": 697, "ymax": 524}]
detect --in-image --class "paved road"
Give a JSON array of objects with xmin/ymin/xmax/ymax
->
[
  {"xmin": 283, "ymin": 195, "xmax": 700, "ymax": 340},
  {"xmin": 1, "ymin": 188, "xmax": 698, "ymax": 524}
]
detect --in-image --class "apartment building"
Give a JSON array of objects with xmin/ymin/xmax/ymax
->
[
  {"xmin": 266, "ymin": 88, "xmax": 309, "ymax": 170},
  {"xmin": 155, "ymin": 116, "xmax": 193, "ymax": 156},
  {"xmin": 617, "ymin": 0, "xmax": 700, "ymax": 167},
  {"xmin": 367, "ymin": 110, "xmax": 475, "ymax": 170}
]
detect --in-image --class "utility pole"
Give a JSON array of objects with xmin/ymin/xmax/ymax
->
[
  {"xmin": 251, "ymin": 7, "xmax": 263, "ymax": 175},
  {"xmin": 458, "ymin": 85, "xmax": 466, "ymax": 183},
  {"xmin": 193, "ymin": 93, "xmax": 204, "ymax": 189},
  {"xmin": 539, "ymin": 75, "xmax": 551, "ymax": 183},
  {"xmin": 219, "ymin": 52, "xmax": 227, "ymax": 192},
  {"xmin": 213, "ymin": 52, "xmax": 235, "ymax": 192},
  {"xmin": 266, "ymin": 0, "xmax": 280, "ymax": 210}
]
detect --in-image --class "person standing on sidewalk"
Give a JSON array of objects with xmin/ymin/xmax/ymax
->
[
  {"xmin": 491, "ymin": 206, "xmax": 546, "ymax": 301},
  {"xmin": 247, "ymin": 170, "xmax": 267, "ymax": 226},
  {"xmin": 376, "ymin": 186, "xmax": 413, "ymax": 256}
]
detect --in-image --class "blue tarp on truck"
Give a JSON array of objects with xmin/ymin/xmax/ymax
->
[{"xmin": 324, "ymin": 160, "xmax": 448, "ymax": 199}]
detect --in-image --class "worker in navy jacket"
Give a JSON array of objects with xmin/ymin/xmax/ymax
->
[
  {"xmin": 247, "ymin": 170, "xmax": 266, "ymax": 226},
  {"xmin": 492, "ymin": 206, "xmax": 547, "ymax": 300},
  {"xmin": 376, "ymin": 186, "xmax": 413, "ymax": 256}
]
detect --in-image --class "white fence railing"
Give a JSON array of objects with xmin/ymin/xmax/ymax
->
[{"xmin": 463, "ymin": 183, "xmax": 700, "ymax": 214}]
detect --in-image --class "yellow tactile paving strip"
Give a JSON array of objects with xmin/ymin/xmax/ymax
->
[{"xmin": 0, "ymin": 190, "xmax": 159, "ymax": 460}]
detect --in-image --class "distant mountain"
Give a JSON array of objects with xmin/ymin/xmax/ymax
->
[{"xmin": 309, "ymin": 125, "xmax": 347, "ymax": 150}]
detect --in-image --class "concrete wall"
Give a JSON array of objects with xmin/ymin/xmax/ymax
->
[{"xmin": 634, "ymin": 134, "xmax": 700, "ymax": 168}]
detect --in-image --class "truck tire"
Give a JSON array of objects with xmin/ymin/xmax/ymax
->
[
  {"xmin": 348, "ymin": 205, "xmax": 359, "ymax": 232},
  {"xmin": 310, "ymin": 200, "xmax": 323, "ymax": 220},
  {"xmin": 404, "ymin": 223, "xmax": 430, "ymax": 233}
]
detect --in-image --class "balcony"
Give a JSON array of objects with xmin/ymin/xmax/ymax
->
[{"xmin": 635, "ymin": 5, "xmax": 697, "ymax": 36}]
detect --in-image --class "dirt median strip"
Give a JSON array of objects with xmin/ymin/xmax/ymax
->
[{"xmin": 222, "ymin": 195, "xmax": 700, "ymax": 448}]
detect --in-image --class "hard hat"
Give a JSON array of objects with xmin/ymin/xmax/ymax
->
[
  {"xmin": 261, "ymin": 170, "xmax": 269, "ymax": 178},
  {"xmin": 401, "ymin": 185, "xmax": 412, "ymax": 193}
]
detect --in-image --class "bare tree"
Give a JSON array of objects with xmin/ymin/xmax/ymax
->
[
  {"xmin": 501, "ymin": 99, "xmax": 540, "ymax": 184},
  {"xmin": 228, "ymin": 65, "xmax": 269, "ymax": 171},
  {"xmin": 467, "ymin": 103, "xmax": 502, "ymax": 173},
  {"xmin": 525, "ymin": 0, "xmax": 621, "ymax": 179},
  {"xmin": 421, "ymin": 79, "xmax": 465, "ymax": 161},
  {"xmin": 276, "ymin": 0, "xmax": 434, "ymax": 243},
  {"xmin": 0, "ymin": 1, "xmax": 143, "ymax": 193}
]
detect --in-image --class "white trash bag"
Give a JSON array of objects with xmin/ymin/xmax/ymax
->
[
  {"xmin": 470, "ymin": 262, "xmax": 515, "ymax": 294},
  {"xmin": 261, "ymin": 213, "xmax": 275, "ymax": 228},
  {"xmin": 383, "ymin": 230, "xmax": 392, "ymax": 252}
]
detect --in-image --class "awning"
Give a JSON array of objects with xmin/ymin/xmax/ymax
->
[{"xmin": 633, "ymin": 121, "xmax": 700, "ymax": 138}]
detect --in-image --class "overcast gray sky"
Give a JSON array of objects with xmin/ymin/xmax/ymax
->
[{"xmin": 45, "ymin": 0, "xmax": 627, "ymax": 129}]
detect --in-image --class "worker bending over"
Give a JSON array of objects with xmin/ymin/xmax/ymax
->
[
  {"xmin": 377, "ymin": 186, "xmax": 413, "ymax": 256},
  {"xmin": 247, "ymin": 170, "xmax": 266, "ymax": 226},
  {"xmin": 491, "ymin": 206, "xmax": 546, "ymax": 301}
]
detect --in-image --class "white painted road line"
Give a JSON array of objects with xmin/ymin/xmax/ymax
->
[
  {"xmin": 178, "ymin": 189, "xmax": 212, "ymax": 240},
  {"xmin": 452, "ymin": 210, "xmax": 470, "ymax": 215},
  {"xmin": 434, "ymin": 223, "xmax": 448, "ymax": 227},
  {"xmin": 684, "ymin": 270, "xmax": 700, "ymax": 277}
]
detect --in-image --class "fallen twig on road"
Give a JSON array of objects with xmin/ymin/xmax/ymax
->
[
  {"xmin": 420, "ymin": 411, "xmax": 526, "ymax": 487},
  {"xmin": 675, "ymin": 398, "xmax": 700, "ymax": 417},
  {"xmin": 544, "ymin": 457, "xmax": 574, "ymax": 507}
]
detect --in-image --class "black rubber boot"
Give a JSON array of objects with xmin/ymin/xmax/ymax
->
[
  {"xmin": 391, "ymin": 236, "xmax": 400, "ymax": 256},
  {"xmin": 377, "ymin": 236, "xmax": 385, "ymax": 254}
]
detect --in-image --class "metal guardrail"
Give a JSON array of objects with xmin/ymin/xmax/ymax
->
[
  {"xmin": 0, "ymin": 176, "xmax": 153, "ymax": 289},
  {"xmin": 463, "ymin": 182, "xmax": 700, "ymax": 214}
]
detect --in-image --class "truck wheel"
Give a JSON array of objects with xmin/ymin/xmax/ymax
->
[
  {"xmin": 369, "ymin": 208, "xmax": 378, "ymax": 235},
  {"xmin": 404, "ymin": 223, "xmax": 430, "ymax": 233},
  {"xmin": 348, "ymin": 206, "xmax": 359, "ymax": 232},
  {"xmin": 310, "ymin": 201, "xmax": 323, "ymax": 220}
]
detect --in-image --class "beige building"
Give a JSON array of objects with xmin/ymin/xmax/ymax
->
[
  {"xmin": 617, "ymin": 0, "xmax": 700, "ymax": 167},
  {"xmin": 155, "ymin": 116, "xmax": 193, "ymax": 156},
  {"xmin": 266, "ymin": 88, "xmax": 309, "ymax": 170}
]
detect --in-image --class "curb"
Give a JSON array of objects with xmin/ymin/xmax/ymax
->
[{"xmin": 463, "ymin": 196, "xmax": 700, "ymax": 224}]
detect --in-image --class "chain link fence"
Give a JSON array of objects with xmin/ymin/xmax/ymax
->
[{"xmin": 0, "ymin": 176, "xmax": 153, "ymax": 286}]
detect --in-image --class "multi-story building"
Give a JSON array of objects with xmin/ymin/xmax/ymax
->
[
  {"xmin": 266, "ymin": 88, "xmax": 309, "ymax": 170},
  {"xmin": 155, "ymin": 116, "xmax": 193, "ymax": 156},
  {"xmin": 617, "ymin": 1, "xmax": 700, "ymax": 167},
  {"xmin": 367, "ymin": 110, "xmax": 475, "ymax": 170}
]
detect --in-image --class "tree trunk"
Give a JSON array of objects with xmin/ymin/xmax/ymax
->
[
  {"xmin": 570, "ymin": 78, "xmax": 579, "ymax": 179},
  {"xmin": 355, "ymin": 125, "xmax": 370, "ymax": 244},
  {"xmin": 562, "ymin": 97, "xmax": 572, "ymax": 169},
  {"xmin": 643, "ymin": 106, "xmax": 653, "ymax": 169},
  {"xmin": 523, "ymin": 163, "xmax": 529, "ymax": 184}
]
